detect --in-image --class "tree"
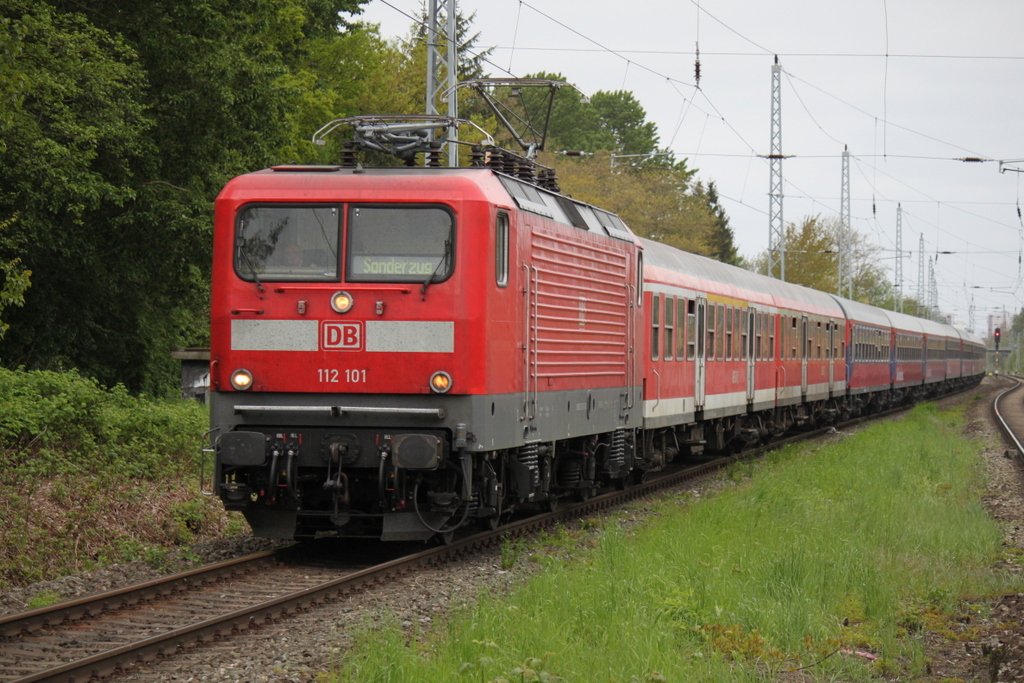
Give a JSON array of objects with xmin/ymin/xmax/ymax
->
[
  {"xmin": 0, "ymin": 0, "xmax": 369, "ymax": 392},
  {"xmin": 751, "ymin": 215, "xmax": 896, "ymax": 308},
  {"xmin": 692, "ymin": 181, "xmax": 739, "ymax": 266},
  {"xmin": 546, "ymin": 151, "xmax": 716, "ymax": 256},
  {"xmin": 589, "ymin": 90, "xmax": 660, "ymax": 156}
]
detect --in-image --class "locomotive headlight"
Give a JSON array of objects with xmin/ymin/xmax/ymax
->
[
  {"xmin": 230, "ymin": 369, "xmax": 254, "ymax": 391},
  {"xmin": 330, "ymin": 290, "xmax": 354, "ymax": 313},
  {"xmin": 429, "ymin": 371, "xmax": 452, "ymax": 393}
]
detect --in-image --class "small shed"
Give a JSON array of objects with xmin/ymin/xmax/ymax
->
[{"xmin": 171, "ymin": 347, "xmax": 210, "ymax": 402}]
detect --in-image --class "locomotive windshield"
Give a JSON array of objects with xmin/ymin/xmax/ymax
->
[
  {"xmin": 235, "ymin": 205, "xmax": 339, "ymax": 281},
  {"xmin": 346, "ymin": 205, "xmax": 454, "ymax": 283}
]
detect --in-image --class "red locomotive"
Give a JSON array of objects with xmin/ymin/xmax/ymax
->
[{"xmin": 208, "ymin": 116, "xmax": 985, "ymax": 542}]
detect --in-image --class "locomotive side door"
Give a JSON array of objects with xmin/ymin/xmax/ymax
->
[
  {"xmin": 746, "ymin": 306, "xmax": 756, "ymax": 403},
  {"xmin": 695, "ymin": 296, "xmax": 707, "ymax": 410},
  {"xmin": 520, "ymin": 213, "xmax": 538, "ymax": 429},
  {"xmin": 800, "ymin": 314, "xmax": 809, "ymax": 395}
]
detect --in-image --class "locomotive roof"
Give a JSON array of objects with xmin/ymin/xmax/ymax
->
[{"xmin": 220, "ymin": 165, "xmax": 642, "ymax": 245}]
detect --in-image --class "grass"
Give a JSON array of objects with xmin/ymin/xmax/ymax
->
[{"xmin": 333, "ymin": 401, "xmax": 1021, "ymax": 682}]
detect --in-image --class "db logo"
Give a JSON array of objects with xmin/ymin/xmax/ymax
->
[{"xmin": 322, "ymin": 322, "xmax": 362, "ymax": 350}]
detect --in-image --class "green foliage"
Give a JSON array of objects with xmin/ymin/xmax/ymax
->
[
  {"xmin": 545, "ymin": 151, "xmax": 717, "ymax": 257},
  {"xmin": 0, "ymin": 366, "xmax": 233, "ymax": 587},
  {"xmin": 693, "ymin": 181, "xmax": 740, "ymax": 266},
  {"xmin": 0, "ymin": 0, "xmax": 369, "ymax": 393},
  {"xmin": 504, "ymin": 72, "xmax": 674, "ymax": 164},
  {"xmin": 0, "ymin": 366, "xmax": 206, "ymax": 478},
  {"xmin": 751, "ymin": 214, "xmax": 895, "ymax": 307},
  {"xmin": 589, "ymin": 90, "xmax": 660, "ymax": 156},
  {"xmin": 0, "ymin": 14, "xmax": 28, "ymax": 148},
  {"xmin": 0, "ymin": 215, "xmax": 30, "ymax": 340},
  {"xmin": 25, "ymin": 590, "xmax": 61, "ymax": 609}
]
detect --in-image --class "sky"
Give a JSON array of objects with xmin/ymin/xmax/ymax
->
[{"xmin": 355, "ymin": 0, "xmax": 1024, "ymax": 334}]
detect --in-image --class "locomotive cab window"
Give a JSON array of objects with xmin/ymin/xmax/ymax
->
[
  {"xmin": 235, "ymin": 205, "xmax": 340, "ymax": 281},
  {"xmin": 347, "ymin": 205, "xmax": 454, "ymax": 283},
  {"xmin": 496, "ymin": 211, "xmax": 509, "ymax": 287}
]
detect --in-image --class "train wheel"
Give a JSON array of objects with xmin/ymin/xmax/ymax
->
[{"xmin": 435, "ymin": 530, "xmax": 455, "ymax": 545}]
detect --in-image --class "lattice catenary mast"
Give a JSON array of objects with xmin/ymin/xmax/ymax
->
[
  {"xmin": 928, "ymin": 257, "xmax": 939, "ymax": 321},
  {"xmin": 917, "ymin": 233, "xmax": 926, "ymax": 318},
  {"xmin": 894, "ymin": 203, "xmax": 903, "ymax": 313},
  {"xmin": 767, "ymin": 57, "xmax": 785, "ymax": 281},
  {"xmin": 839, "ymin": 146, "xmax": 851, "ymax": 298},
  {"xmin": 425, "ymin": 0, "xmax": 458, "ymax": 166}
]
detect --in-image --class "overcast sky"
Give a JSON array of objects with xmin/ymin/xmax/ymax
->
[{"xmin": 356, "ymin": 0, "xmax": 1024, "ymax": 333}]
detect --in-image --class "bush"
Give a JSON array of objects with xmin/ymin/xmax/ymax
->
[
  {"xmin": 0, "ymin": 367, "xmax": 207, "ymax": 479},
  {"xmin": 0, "ymin": 367, "xmax": 227, "ymax": 588}
]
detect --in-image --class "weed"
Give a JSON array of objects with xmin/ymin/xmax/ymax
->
[
  {"xmin": 25, "ymin": 591, "xmax": 61, "ymax": 610},
  {"xmin": 500, "ymin": 537, "xmax": 521, "ymax": 570}
]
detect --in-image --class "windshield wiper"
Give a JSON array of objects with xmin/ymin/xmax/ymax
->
[
  {"xmin": 236, "ymin": 240, "xmax": 265, "ymax": 294},
  {"xmin": 420, "ymin": 235, "xmax": 452, "ymax": 297}
]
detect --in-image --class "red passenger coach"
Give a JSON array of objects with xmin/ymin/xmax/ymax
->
[
  {"xmin": 640, "ymin": 242, "xmax": 848, "ymax": 453},
  {"xmin": 210, "ymin": 165, "xmax": 643, "ymax": 541}
]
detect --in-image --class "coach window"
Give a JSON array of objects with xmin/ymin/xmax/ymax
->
[
  {"xmin": 347, "ymin": 205, "xmax": 453, "ymax": 283},
  {"xmin": 236, "ymin": 204, "xmax": 340, "ymax": 282},
  {"xmin": 725, "ymin": 306, "xmax": 733, "ymax": 361},
  {"xmin": 741, "ymin": 309, "xmax": 749, "ymax": 361},
  {"xmin": 779, "ymin": 316, "xmax": 786, "ymax": 360},
  {"xmin": 769, "ymin": 315, "xmax": 777, "ymax": 360},
  {"xmin": 780, "ymin": 316, "xmax": 787, "ymax": 360},
  {"xmin": 754, "ymin": 312, "xmax": 762, "ymax": 360},
  {"xmin": 651, "ymin": 293, "xmax": 661, "ymax": 360},
  {"xmin": 664, "ymin": 296, "xmax": 675, "ymax": 361},
  {"xmin": 736, "ymin": 308, "xmax": 743, "ymax": 359},
  {"xmin": 687, "ymin": 299, "xmax": 697, "ymax": 361},
  {"xmin": 677, "ymin": 298, "xmax": 687, "ymax": 359},
  {"xmin": 706, "ymin": 305, "xmax": 716, "ymax": 362},
  {"xmin": 495, "ymin": 212, "xmax": 509, "ymax": 287},
  {"xmin": 717, "ymin": 304, "xmax": 725, "ymax": 360},
  {"xmin": 791, "ymin": 317, "xmax": 799, "ymax": 360}
]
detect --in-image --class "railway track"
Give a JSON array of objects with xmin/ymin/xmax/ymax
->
[
  {"xmin": 992, "ymin": 374, "xmax": 1024, "ymax": 456},
  {"xmin": 0, "ymin": 387, "xmax": 984, "ymax": 683}
]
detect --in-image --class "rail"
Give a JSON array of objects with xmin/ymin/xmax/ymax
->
[{"xmin": 992, "ymin": 375, "xmax": 1024, "ymax": 456}]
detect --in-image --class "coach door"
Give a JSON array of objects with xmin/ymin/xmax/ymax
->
[
  {"xmin": 827, "ymin": 319, "xmax": 836, "ymax": 393},
  {"xmin": 746, "ymin": 306, "xmax": 756, "ymax": 403},
  {"xmin": 800, "ymin": 315, "xmax": 809, "ymax": 395},
  {"xmin": 695, "ymin": 296, "xmax": 707, "ymax": 410}
]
